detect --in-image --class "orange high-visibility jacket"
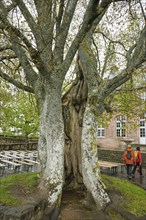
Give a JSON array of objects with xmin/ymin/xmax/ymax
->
[
  {"xmin": 134, "ymin": 150, "xmax": 142, "ymax": 164},
  {"xmin": 123, "ymin": 148, "xmax": 135, "ymax": 165}
]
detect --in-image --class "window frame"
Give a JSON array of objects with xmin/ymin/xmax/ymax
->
[{"xmin": 116, "ymin": 116, "xmax": 126, "ymax": 137}]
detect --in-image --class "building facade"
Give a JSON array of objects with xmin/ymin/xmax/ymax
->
[{"xmin": 97, "ymin": 113, "xmax": 146, "ymax": 149}]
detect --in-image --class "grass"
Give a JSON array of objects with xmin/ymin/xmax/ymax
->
[
  {"xmin": 0, "ymin": 172, "xmax": 39, "ymax": 206},
  {"xmin": 102, "ymin": 174, "xmax": 146, "ymax": 217},
  {"xmin": 0, "ymin": 172, "xmax": 146, "ymax": 217}
]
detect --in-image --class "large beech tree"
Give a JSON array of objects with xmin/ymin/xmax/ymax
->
[{"xmin": 0, "ymin": 0, "xmax": 146, "ymax": 214}]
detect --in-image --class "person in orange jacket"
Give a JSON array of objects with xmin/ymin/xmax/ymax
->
[
  {"xmin": 123, "ymin": 145, "xmax": 135, "ymax": 179},
  {"xmin": 132, "ymin": 146, "xmax": 143, "ymax": 178}
]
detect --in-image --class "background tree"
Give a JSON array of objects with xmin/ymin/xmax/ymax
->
[
  {"xmin": 0, "ymin": 81, "xmax": 38, "ymax": 137},
  {"xmin": 0, "ymin": 0, "xmax": 146, "ymax": 215}
]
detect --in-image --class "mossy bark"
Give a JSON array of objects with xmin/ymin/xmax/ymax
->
[
  {"xmin": 62, "ymin": 67, "xmax": 88, "ymax": 188},
  {"xmin": 62, "ymin": 61, "xmax": 110, "ymax": 208}
]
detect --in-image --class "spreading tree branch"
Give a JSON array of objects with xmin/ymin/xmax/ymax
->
[
  {"xmin": 54, "ymin": 0, "xmax": 78, "ymax": 63},
  {"xmin": 0, "ymin": 69, "xmax": 34, "ymax": 93},
  {"xmin": 33, "ymin": 0, "xmax": 54, "ymax": 48},
  {"xmin": 62, "ymin": 0, "xmax": 110, "ymax": 79}
]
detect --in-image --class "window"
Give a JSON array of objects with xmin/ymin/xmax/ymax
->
[
  {"xmin": 140, "ymin": 128, "xmax": 145, "ymax": 137},
  {"xmin": 140, "ymin": 120, "xmax": 145, "ymax": 127},
  {"xmin": 140, "ymin": 115, "xmax": 146, "ymax": 137},
  {"xmin": 97, "ymin": 123, "xmax": 105, "ymax": 137},
  {"xmin": 116, "ymin": 116, "xmax": 126, "ymax": 137}
]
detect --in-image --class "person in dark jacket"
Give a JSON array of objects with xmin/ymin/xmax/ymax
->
[
  {"xmin": 123, "ymin": 145, "xmax": 135, "ymax": 179},
  {"xmin": 132, "ymin": 146, "xmax": 143, "ymax": 178}
]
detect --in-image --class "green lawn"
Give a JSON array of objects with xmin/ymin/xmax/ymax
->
[
  {"xmin": 0, "ymin": 172, "xmax": 146, "ymax": 217},
  {"xmin": 0, "ymin": 172, "xmax": 38, "ymax": 206},
  {"xmin": 102, "ymin": 174, "xmax": 146, "ymax": 217}
]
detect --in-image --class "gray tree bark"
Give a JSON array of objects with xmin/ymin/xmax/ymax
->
[
  {"xmin": 37, "ymin": 78, "xmax": 64, "ymax": 205},
  {"xmin": 0, "ymin": 0, "xmax": 146, "ymax": 214}
]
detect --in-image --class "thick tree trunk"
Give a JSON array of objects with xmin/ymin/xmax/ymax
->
[
  {"xmin": 81, "ymin": 103, "xmax": 110, "ymax": 209},
  {"xmin": 37, "ymin": 80, "xmax": 64, "ymax": 207},
  {"xmin": 62, "ymin": 66, "xmax": 110, "ymax": 209},
  {"xmin": 35, "ymin": 68, "xmax": 110, "ymax": 212}
]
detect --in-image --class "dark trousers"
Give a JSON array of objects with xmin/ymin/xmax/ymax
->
[
  {"xmin": 126, "ymin": 164, "xmax": 133, "ymax": 177},
  {"xmin": 132, "ymin": 163, "xmax": 143, "ymax": 176}
]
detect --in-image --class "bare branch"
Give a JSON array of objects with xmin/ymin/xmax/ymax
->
[
  {"xmin": 139, "ymin": 0, "xmax": 146, "ymax": 21},
  {"xmin": 12, "ymin": 0, "xmax": 37, "ymax": 36},
  {"xmin": 97, "ymin": 31, "xmax": 128, "ymax": 52},
  {"xmin": 0, "ymin": 23, "xmax": 47, "ymax": 76},
  {"xmin": 126, "ymin": 43, "xmax": 136, "ymax": 60},
  {"xmin": 56, "ymin": 0, "xmax": 65, "ymax": 36},
  {"xmin": 92, "ymin": 37, "xmax": 101, "ymax": 75},
  {"xmin": 127, "ymin": 25, "xmax": 146, "ymax": 69},
  {"xmin": 62, "ymin": 0, "xmax": 109, "ymax": 78},
  {"xmin": 0, "ymin": 11, "xmax": 36, "ymax": 51},
  {"xmin": 12, "ymin": 0, "xmax": 52, "ymax": 57},
  {"xmin": 101, "ymin": 42, "xmax": 111, "ymax": 78},
  {"xmin": 0, "ymin": 68, "xmax": 34, "ymax": 93},
  {"xmin": 34, "ymin": 0, "xmax": 54, "ymax": 47},
  {"xmin": 116, "ymin": 85, "xmax": 146, "ymax": 93},
  {"xmin": 54, "ymin": 0, "xmax": 78, "ymax": 63},
  {"xmin": 0, "ymin": 45, "xmax": 13, "ymax": 52},
  {"xmin": 0, "ymin": 55, "xmax": 17, "ymax": 62}
]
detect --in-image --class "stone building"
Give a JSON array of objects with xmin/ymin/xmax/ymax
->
[{"xmin": 96, "ymin": 114, "xmax": 146, "ymax": 149}]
